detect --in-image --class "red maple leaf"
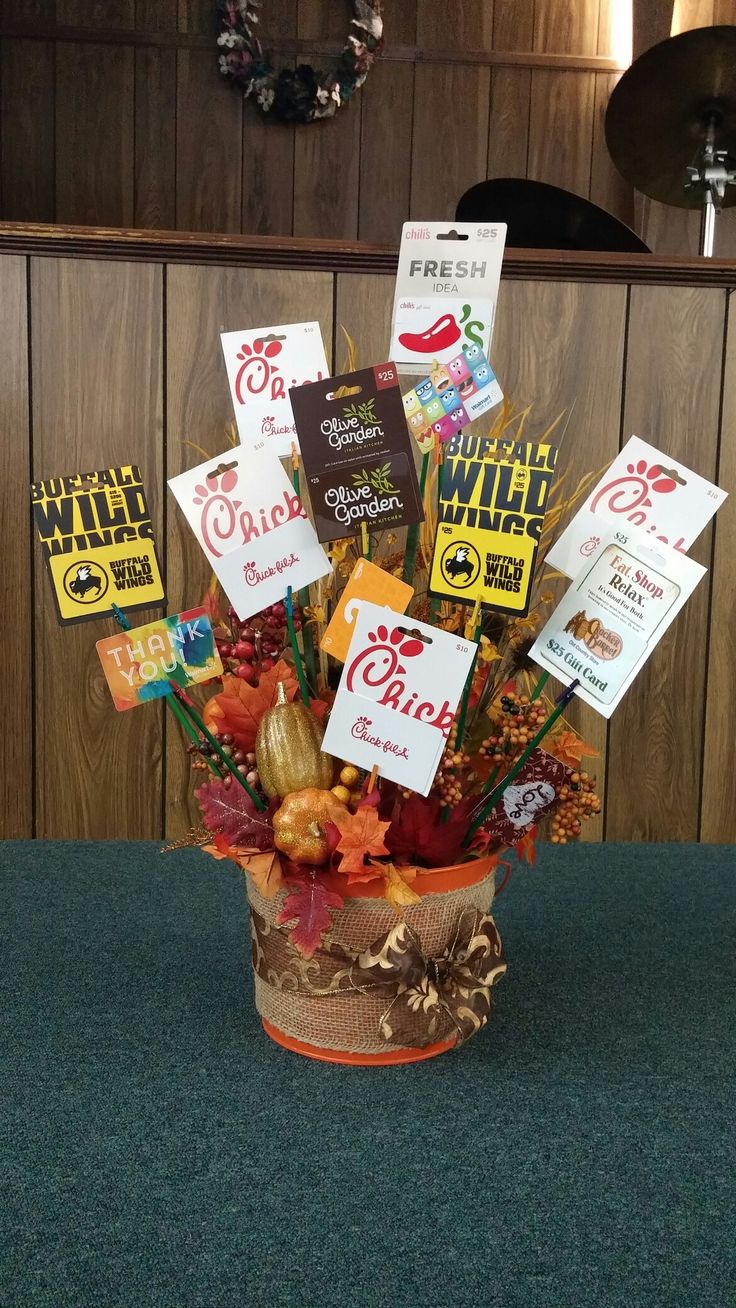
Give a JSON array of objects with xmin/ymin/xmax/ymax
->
[
  {"xmin": 385, "ymin": 793, "xmax": 477, "ymax": 868},
  {"xmin": 332, "ymin": 807, "xmax": 391, "ymax": 883},
  {"xmin": 275, "ymin": 872, "xmax": 344, "ymax": 960},
  {"xmin": 196, "ymin": 779, "xmax": 276, "ymax": 850}
]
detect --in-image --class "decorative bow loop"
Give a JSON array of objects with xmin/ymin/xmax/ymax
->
[{"xmin": 348, "ymin": 910, "xmax": 507, "ymax": 1048}]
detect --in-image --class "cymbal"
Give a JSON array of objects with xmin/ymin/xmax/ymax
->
[
  {"xmin": 606, "ymin": 25, "xmax": 736, "ymax": 208},
  {"xmin": 455, "ymin": 178, "xmax": 650, "ymax": 253}
]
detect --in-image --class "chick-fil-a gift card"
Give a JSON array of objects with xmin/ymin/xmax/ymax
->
[
  {"xmin": 530, "ymin": 525, "xmax": 706, "ymax": 718},
  {"xmin": 220, "ymin": 321, "xmax": 329, "ymax": 457},
  {"xmin": 321, "ymin": 560, "xmax": 414, "ymax": 663},
  {"xmin": 290, "ymin": 363, "xmax": 424, "ymax": 543},
  {"xmin": 390, "ymin": 222, "xmax": 507, "ymax": 375},
  {"xmin": 547, "ymin": 435, "xmax": 726, "ymax": 579},
  {"xmin": 403, "ymin": 344, "xmax": 503, "ymax": 451},
  {"xmin": 96, "ymin": 608, "xmax": 222, "ymax": 711},
  {"xmin": 321, "ymin": 602, "xmax": 476, "ymax": 795},
  {"xmin": 168, "ymin": 448, "xmax": 331, "ymax": 620}
]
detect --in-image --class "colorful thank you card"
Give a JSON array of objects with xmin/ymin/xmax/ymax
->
[
  {"xmin": 96, "ymin": 607, "xmax": 222, "ymax": 711},
  {"xmin": 546, "ymin": 435, "xmax": 727, "ymax": 579},
  {"xmin": 290, "ymin": 363, "xmax": 424, "ymax": 543},
  {"xmin": 403, "ymin": 345, "xmax": 503, "ymax": 451},
  {"xmin": 321, "ymin": 602, "xmax": 476, "ymax": 795},
  {"xmin": 220, "ymin": 321, "xmax": 330, "ymax": 457},
  {"xmin": 390, "ymin": 221, "xmax": 507, "ymax": 374},
  {"xmin": 168, "ymin": 447, "xmax": 331, "ymax": 620},
  {"xmin": 320, "ymin": 559, "xmax": 414, "ymax": 663},
  {"xmin": 429, "ymin": 433, "xmax": 558, "ymax": 616},
  {"xmin": 31, "ymin": 465, "xmax": 165, "ymax": 625},
  {"xmin": 530, "ymin": 525, "xmax": 706, "ymax": 718}
]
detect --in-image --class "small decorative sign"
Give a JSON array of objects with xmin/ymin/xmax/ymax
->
[
  {"xmin": 389, "ymin": 222, "xmax": 507, "ymax": 374},
  {"xmin": 321, "ymin": 559, "xmax": 414, "ymax": 663},
  {"xmin": 429, "ymin": 432, "xmax": 558, "ymax": 616},
  {"xmin": 290, "ymin": 363, "xmax": 424, "ymax": 543},
  {"xmin": 31, "ymin": 465, "xmax": 165, "ymax": 625},
  {"xmin": 168, "ymin": 447, "xmax": 331, "ymax": 620},
  {"xmin": 546, "ymin": 434, "xmax": 727, "ymax": 578},
  {"xmin": 530, "ymin": 525, "xmax": 706, "ymax": 718},
  {"xmin": 402, "ymin": 345, "xmax": 503, "ymax": 451},
  {"xmin": 479, "ymin": 748, "xmax": 568, "ymax": 845},
  {"xmin": 96, "ymin": 607, "xmax": 222, "ymax": 710},
  {"xmin": 220, "ymin": 321, "xmax": 329, "ymax": 457},
  {"xmin": 321, "ymin": 601, "xmax": 477, "ymax": 795}
]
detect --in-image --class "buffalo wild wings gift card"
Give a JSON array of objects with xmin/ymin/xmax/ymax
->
[
  {"xmin": 547, "ymin": 435, "xmax": 726, "ymax": 579},
  {"xmin": 321, "ymin": 602, "xmax": 476, "ymax": 795},
  {"xmin": 290, "ymin": 363, "xmax": 424, "ymax": 543},
  {"xmin": 429, "ymin": 432, "xmax": 557, "ymax": 616},
  {"xmin": 320, "ymin": 559, "xmax": 414, "ymax": 663},
  {"xmin": 96, "ymin": 607, "xmax": 222, "ymax": 711},
  {"xmin": 530, "ymin": 525, "xmax": 706, "ymax": 719},
  {"xmin": 31, "ymin": 465, "xmax": 165, "ymax": 624},
  {"xmin": 168, "ymin": 447, "xmax": 330, "ymax": 620},
  {"xmin": 220, "ymin": 321, "xmax": 329, "ymax": 457},
  {"xmin": 390, "ymin": 222, "xmax": 507, "ymax": 374},
  {"xmin": 402, "ymin": 345, "xmax": 503, "ymax": 452}
]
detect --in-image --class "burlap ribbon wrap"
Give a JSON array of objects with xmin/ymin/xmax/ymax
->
[{"xmin": 248, "ymin": 870, "xmax": 506, "ymax": 1054}]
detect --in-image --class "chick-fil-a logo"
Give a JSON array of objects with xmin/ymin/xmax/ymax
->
[
  {"xmin": 345, "ymin": 623, "xmax": 454, "ymax": 733},
  {"xmin": 350, "ymin": 716, "xmax": 410, "ymax": 758},
  {"xmin": 590, "ymin": 458, "xmax": 684, "ymax": 547},
  {"xmin": 234, "ymin": 337, "xmax": 324, "ymax": 408},
  {"xmin": 243, "ymin": 552, "xmax": 299, "ymax": 587},
  {"xmin": 191, "ymin": 467, "xmax": 306, "ymax": 559}
]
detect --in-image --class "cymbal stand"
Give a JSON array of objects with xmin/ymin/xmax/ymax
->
[{"xmin": 686, "ymin": 116, "xmax": 736, "ymax": 257}]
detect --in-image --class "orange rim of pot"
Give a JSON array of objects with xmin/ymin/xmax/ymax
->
[
  {"xmin": 262, "ymin": 1019, "xmax": 457, "ymax": 1066},
  {"xmin": 318, "ymin": 851, "xmax": 500, "ymax": 899}
]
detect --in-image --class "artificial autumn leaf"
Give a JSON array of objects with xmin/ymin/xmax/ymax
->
[
  {"xmin": 204, "ymin": 834, "xmax": 245, "ymax": 865},
  {"xmin": 242, "ymin": 851, "xmax": 284, "ymax": 900},
  {"xmin": 382, "ymin": 862, "xmax": 421, "ymax": 913},
  {"xmin": 195, "ymin": 779, "xmax": 276, "ymax": 850},
  {"xmin": 515, "ymin": 829, "xmax": 537, "ymax": 865},
  {"xmin": 385, "ymin": 793, "xmax": 477, "ymax": 869},
  {"xmin": 548, "ymin": 730, "xmax": 599, "ymax": 769},
  {"xmin": 276, "ymin": 873, "xmax": 344, "ymax": 959},
  {"xmin": 203, "ymin": 660, "xmax": 299, "ymax": 750},
  {"xmin": 332, "ymin": 806, "xmax": 391, "ymax": 882},
  {"xmin": 200, "ymin": 574, "xmax": 222, "ymax": 626}
]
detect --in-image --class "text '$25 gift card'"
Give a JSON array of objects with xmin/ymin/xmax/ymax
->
[
  {"xmin": 290, "ymin": 363, "xmax": 424, "ymax": 544},
  {"xmin": 168, "ymin": 448, "xmax": 330, "ymax": 620},
  {"xmin": 321, "ymin": 602, "xmax": 477, "ymax": 796}
]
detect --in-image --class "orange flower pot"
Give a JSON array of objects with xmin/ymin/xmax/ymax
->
[{"xmin": 246, "ymin": 853, "xmax": 504, "ymax": 1067}]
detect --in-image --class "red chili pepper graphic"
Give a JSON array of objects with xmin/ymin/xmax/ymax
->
[{"xmin": 398, "ymin": 313, "xmax": 461, "ymax": 355}]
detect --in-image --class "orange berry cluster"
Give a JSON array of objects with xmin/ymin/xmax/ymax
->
[
  {"xmin": 479, "ymin": 692, "xmax": 549, "ymax": 769},
  {"xmin": 432, "ymin": 724, "xmax": 472, "ymax": 808},
  {"xmin": 550, "ymin": 771, "xmax": 601, "ymax": 844}
]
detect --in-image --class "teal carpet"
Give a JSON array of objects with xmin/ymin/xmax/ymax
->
[{"xmin": 1, "ymin": 841, "xmax": 734, "ymax": 1308}]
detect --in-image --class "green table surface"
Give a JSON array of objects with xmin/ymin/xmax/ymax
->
[{"xmin": 1, "ymin": 840, "xmax": 734, "ymax": 1308}]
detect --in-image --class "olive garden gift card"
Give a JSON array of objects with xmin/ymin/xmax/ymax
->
[
  {"xmin": 429, "ymin": 432, "xmax": 557, "ymax": 616},
  {"xmin": 290, "ymin": 363, "xmax": 424, "ymax": 543},
  {"xmin": 31, "ymin": 465, "xmax": 165, "ymax": 624}
]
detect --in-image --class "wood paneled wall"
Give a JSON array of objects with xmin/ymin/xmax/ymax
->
[
  {"xmin": 1, "ymin": 230, "xmax": 734, "ymax": 845},
  {"xmin": 2, "ymin": 1, "xmax": 736, "ymax": 255}
]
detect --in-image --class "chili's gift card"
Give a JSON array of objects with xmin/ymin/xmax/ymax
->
[
  {"xmin": 290, "ymin": 363, "xmax": 424, "ymax": 544},
  {"xmin": 31, "ymin": 465, "xmax": 165, "ymax": 624},
  {"xmin": 429, "ymin": 433, "xmax": 557, "ymax": 616}
]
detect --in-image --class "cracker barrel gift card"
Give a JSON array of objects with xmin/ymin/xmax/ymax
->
[
  {"xmin": 321, "ymin": 601, "xmax": 476, "ymax": 795},
  {"xmin": 96, "ymin": 608, "xmax": 222, "ymax": 711},
  {"xmin": 168, "ymin": 447, "xmax": 331, "ymax": 620},
  {"xmin": 289, "ymin": 363, "xmax": 424, "ymax": 544},
  {"xmin": 429, "ymin": 433, "xmax": 558, "ymax": 616},
  {"xmin": 530, "ymin": 525, "xmax": 706, "ymax": 719},
  {"xmin": 390, "ymin": 222, "xmax": 507, "ymax": 374},
  {"xmin": 220, "ymin": 321, "xmax": 329, "ymax": 458},
  {"xmin": 31, "ymin": 465, "xmax": 165, "ymax": 624},
  {"xmin": 402, "ymin": 345, "xmax": 503, "ymax": 451},
  {"xmin": 320, "ymin": 559, "xmax": 414, "ymax": 663}
]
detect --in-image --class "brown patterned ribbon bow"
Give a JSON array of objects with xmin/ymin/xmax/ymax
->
[{"xmin": 348, "ymin": 910, "xmax": 507, "ymax": 1049}]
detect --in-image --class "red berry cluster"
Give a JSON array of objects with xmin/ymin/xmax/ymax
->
[
  {"xmin": 214, "ymin": 602, "xmax": 301, "ymax": 686},
  {"xmin": 188, "ymin": 730, "xmax": 260, "ymax": 789}
]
